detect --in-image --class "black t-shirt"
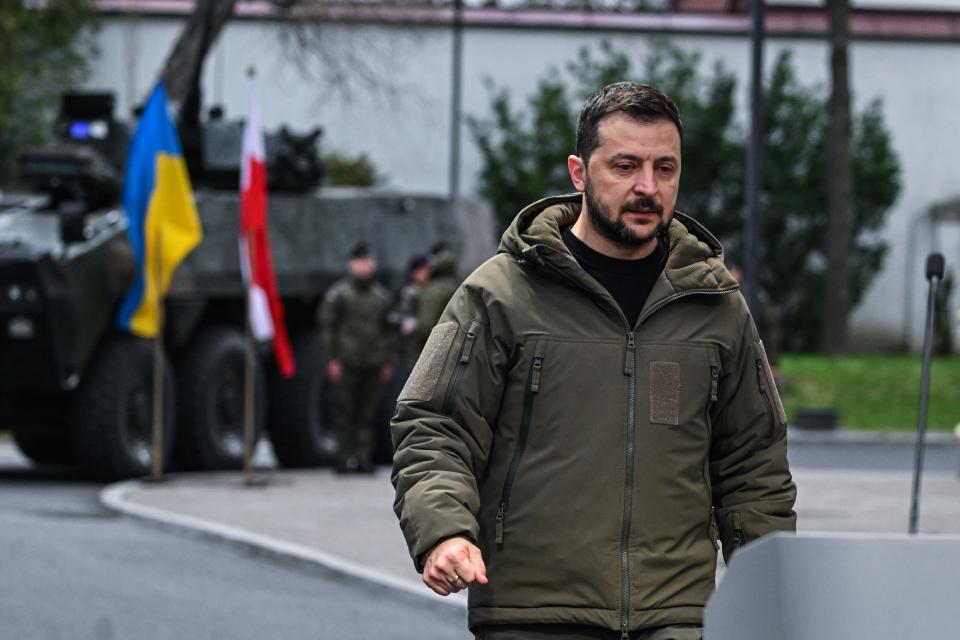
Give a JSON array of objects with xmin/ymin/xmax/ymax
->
[{"xmin": 561, "ymin": 227, "xmax": 667, "ymax": 328}]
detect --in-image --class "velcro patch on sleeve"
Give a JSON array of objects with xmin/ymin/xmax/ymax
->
[
  {"xmin": 399, "ymin": 321, "xmax": 458, "ymax": 402},
  {"xmin": 650, "ymin": 361, "xmax": 681, "ymax": 426}
]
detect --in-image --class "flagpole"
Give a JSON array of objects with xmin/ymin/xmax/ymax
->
[
  {"xmin": 242, "ymin": 232, "xmax": 257, "ymax": 486},
  {"xmin": 151, "ymin": 231, "xmax": 166, "ymax": 481}
]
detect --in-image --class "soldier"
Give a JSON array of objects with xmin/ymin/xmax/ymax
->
[
  {"xmin": 393, "ymin": 254, "xmax": 431, "ymax": 366},
  {"xmin": 413, "ymin": 243, "xmax": 461, "ymax": 349},
  {"xmin": 318, "ymin": 243, "xmax": 394, "ymax": 473}
]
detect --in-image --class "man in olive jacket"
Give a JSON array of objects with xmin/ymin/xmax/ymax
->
[{"xmin": 392, "ymin": 82, "xmax": 796, "ymax": 639}]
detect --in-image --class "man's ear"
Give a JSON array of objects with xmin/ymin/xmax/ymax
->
[{"xmin": 568, "ymin": 155, "xmax": 586, "ymax": 192}]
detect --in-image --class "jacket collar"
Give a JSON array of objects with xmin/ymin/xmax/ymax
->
[{"xmin": 498, "ymin": 193, "xmax": 739, "ymax": 321}]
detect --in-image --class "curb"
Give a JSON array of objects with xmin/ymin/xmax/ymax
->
[
  {"xmin": 788, "ymin": 427, "xmax": 959, "ymax": 447},
  {"xmin": 100, "ymin": 479, "xmax": 467, "ymax": 610}
]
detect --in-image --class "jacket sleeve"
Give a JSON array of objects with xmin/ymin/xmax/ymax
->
[
  {"xmin": 710, "ymin": 299, "xmax": 797, "ymax": 563},
  {"xmin": 318, "ymin": 286, "xmax": 341, "ymax": 360},
  {"xmin": 391, "ymin": 282, "xmax": 507, "ymax": 572}
]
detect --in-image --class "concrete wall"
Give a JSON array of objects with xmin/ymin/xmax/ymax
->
[{"xmin": 84, "ymin": 11, "xmax": 960, "ymax": 350}]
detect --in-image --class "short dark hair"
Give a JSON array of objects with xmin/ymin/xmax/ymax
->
[
  {"xmin": 575, "ymin": 82, "xmax": 683, "ymax": 164},
  {"xmin": 349, "ymin": 243, "xmax": 371, "ymax": 259},
  {"xmin": 407, "ymin": 254, "xmax": 429, "ymax": 275}
]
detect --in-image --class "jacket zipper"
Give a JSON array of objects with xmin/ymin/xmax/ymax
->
[
  {"xmin": 620, "ymin": 330, "xmax": 636, "ymax": 640},
  {"xmin": 755, "ymin": 359, "xmax": 781, "ymax": 442},
  {"xmin": 732, "ymin": 511, "xmax": 744, "ymax": 551},
  {"xmin": 638, "ymin": 288, "xmax": 739, "ymax": 325},
  {"xmin": 441, "ymin": 321, "xmax": 479, "ymax": 414},
  {"xmin": 495, "ymin": 355, "xmax": 543, "ymax": 546},
  {"xmin": 541, "ymin": 255, "xmax": 737, "ymax": 639}
]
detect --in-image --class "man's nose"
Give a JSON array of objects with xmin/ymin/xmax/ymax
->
[{"xmin": 632, "ymin": 166, "xmax": 658, "ymax": 196}]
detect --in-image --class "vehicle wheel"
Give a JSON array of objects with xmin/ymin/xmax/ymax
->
[
  {"xmin": 71, "ymin": 334, "xmax": 175, "ymax": 480},
  {"xmin": 174, "ymin": 326, "xmax": 266, "ymax": 471},
  {"xmin": 13, "ymin": 426, "xmax": 75, "ymax": 466},
  {"xmin": 267, "ymin": 329, "xmax": 337, "ymax": 467}
]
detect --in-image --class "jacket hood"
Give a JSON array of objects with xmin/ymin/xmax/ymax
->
[{"xmin": 498, "ymin": 193, "xmax": 738, "ymax": 296}]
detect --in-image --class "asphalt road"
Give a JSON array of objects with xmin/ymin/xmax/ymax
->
[
  {"xmin": 0, "ymin": 450, "xmax": 467, "ymax": 640},
  {"xmin": 1, "ymin": 432, "xmax": 956, "ymax": 640}
]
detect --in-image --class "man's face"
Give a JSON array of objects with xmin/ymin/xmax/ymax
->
[
  {"xmin": 568, "ymin": 114, "xmax": 681, "ymax": 250},
  {"xmin": 349, "ymin": 256, "xmax": 375, "ymax": 280},
  {"xmin": 411, "ymin": 265, "xmax": 431, "ymax": 287}
]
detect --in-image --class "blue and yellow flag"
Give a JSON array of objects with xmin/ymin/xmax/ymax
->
[{"xmin": 116, "ymin": 83, "xmax": 203, "ymax": 338}]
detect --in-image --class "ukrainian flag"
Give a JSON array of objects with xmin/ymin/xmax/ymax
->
[{"xmin": 116, "ymin": 83, "xmax": 202, "ymax": 338}]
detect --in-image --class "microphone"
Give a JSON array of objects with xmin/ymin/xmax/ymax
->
[
  {"xmin": 910, "ymin": 252, "xmax": 947, "ymax": 534},
  {"xmin": 926, "ymin": 253, "xmax": 945, "ymax": 281}
]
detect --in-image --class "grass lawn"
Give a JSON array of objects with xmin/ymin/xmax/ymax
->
[{"xmin": 779, "ymin": 354, "xmax": 960, "ymax": 431}]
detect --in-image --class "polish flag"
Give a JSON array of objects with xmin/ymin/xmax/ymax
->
[{"xmin": 240, "ymin": 77, "xmax": 295, "ymax": 377}]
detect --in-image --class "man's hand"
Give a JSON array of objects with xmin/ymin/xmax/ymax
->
[
  {"xmin": 326, "ymin": 360, "xmax": 343, "ymax": 384},
  {"xmin": 380, "ymin": 363, "xmax": 394, "ymax": 384},
  {"xmin": 400, "ymin": 317, "xmax": 418, "ymax": 336},
  {"xmin": 422, "ymin": 536, "xmax": 488, "ymax": 596}
]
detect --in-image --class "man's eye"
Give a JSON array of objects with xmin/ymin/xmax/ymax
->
[
  {"xmin": 658, "ymin": 165, "xmax": 675, "ymax": 175},
  {"xmin": 615, "ymin": 164, "xmax": 633, "ymax": 172}
]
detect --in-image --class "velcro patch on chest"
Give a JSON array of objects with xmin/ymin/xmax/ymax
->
[
  {"xmin": 650, "ymin": 360, "xmax": 681, "ymax": 426},
  {"xmin": 399, "ymin": 321, "xmax": 458, "ymax": 402}
]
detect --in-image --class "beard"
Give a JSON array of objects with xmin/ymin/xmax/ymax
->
[{"xmin": 584, "ymin": 180, "xmax": 668, "ymax": 250}]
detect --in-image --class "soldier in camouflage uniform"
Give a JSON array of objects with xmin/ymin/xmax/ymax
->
[{"xmin": 319, "ymin": 243, "xmax": 394, "ymax": 473}]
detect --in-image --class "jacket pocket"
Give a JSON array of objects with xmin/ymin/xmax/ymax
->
[
  {"xmin": 754, "ymin": 341, "xmax": 787, "ymax": 440},
  {"xmin": 441, "ymin": 319, "xmax": 481, "ymax": 415},
  {"xmin": 495, "ymin": 352, "xmax": 544, "ymax": 547},
  {"xmin": 399, "ymin": 321, "xmax": 458, "ymax": 402}
]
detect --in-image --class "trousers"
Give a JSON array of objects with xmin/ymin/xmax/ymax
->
[{"xmin": 334, "ymin": 364, "xmax": 382, "ymax": 461}]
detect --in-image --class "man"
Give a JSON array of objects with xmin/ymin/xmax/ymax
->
[
  {"xmin": 319, "ymin": 243, "xmax": 394, "ymax": 473},
  {"xmin": 412, "ymin": 242, "xmax": 461, "ymax": 350},
  {"xmin": 392, "ymin": 82, "xmax": 796, "ymax": 639},
  {"xmin": 393, "ymin": 254, "xmax": 431, "ymax": 365}
]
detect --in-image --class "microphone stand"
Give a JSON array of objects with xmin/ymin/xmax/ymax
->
[{"xmin": 909, "ymin": 253, "xmax": 945, "ymax": 534}]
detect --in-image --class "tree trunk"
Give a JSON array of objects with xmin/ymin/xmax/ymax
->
[
  {"xmin": 821, "ymin": 0, "xmax": 853, "ymax": 354},
  {"xmin": 157, "ymin": 0, "xmax": 239, "ymax": 111}
]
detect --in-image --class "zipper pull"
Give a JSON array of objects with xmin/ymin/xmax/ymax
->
[
  {"xmin": 732, "ymin": 511, "xmax": 744, "ymax": 549},
  {"xmin": 495, "ymin": 503, "xmax": 505, "ymax": 545},
  {"xmin": 710, "ymin": 366, "xmax": 719, "ymax": 402},
  {"xmin": 621, "ymin": 623, "xmax": 629, "ymax": 640},
  {"xmin": 755, "ymin": 360, "xmax": 767, "ymax": 391},
  {"xmin": 530, "ymin": 357, "xmax": 543, "ymax": 393},
  {"xmin": 623, "ymin": 332, "xmax": 636, "ymax": 376},
  {"xmin": 460, "ymin": 326, "xmax": 478, "ymax": 364}
]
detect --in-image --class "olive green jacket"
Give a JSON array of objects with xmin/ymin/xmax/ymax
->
[
  {"xmin": 391, "ymin": 195, "xmax": 796, "ymax": 633},
  {"xmin": 318, "ymin": 277, "xmax": 393, "ymax": 369}
]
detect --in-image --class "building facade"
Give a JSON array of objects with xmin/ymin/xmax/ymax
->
[{"xmin": 86, "ymin": 0, "xmax": 960, "ymax": 350}]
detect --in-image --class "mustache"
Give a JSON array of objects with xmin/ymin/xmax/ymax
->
[{"xmin": 620, "ymin": 198, "xmax": 663, "ymax": 215}]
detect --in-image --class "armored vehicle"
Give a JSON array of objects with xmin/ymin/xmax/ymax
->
[{"xmin": 0, "ymin": 93, "xmax": 495, "ymax": 479}]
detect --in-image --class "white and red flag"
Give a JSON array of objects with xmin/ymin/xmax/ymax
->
[{"xmin": 240, "ymin": 77, "xmax": 295, "ymax": 377}]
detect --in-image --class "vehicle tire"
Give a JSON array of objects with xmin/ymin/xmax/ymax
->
[
  {"xmin": 174, "ymin": 326, "xmax": 266, "ymax": 471},
  {"xmin": 71, "ymin": 334, "xmax": 175, "ymax": 480},
  {"xmin": 267, "ymin": 329, "xmax": 337, "ymax": 467},
  {"xmin": 12, "ymin": 426, "xmax": 75, "ymax": 466}
]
